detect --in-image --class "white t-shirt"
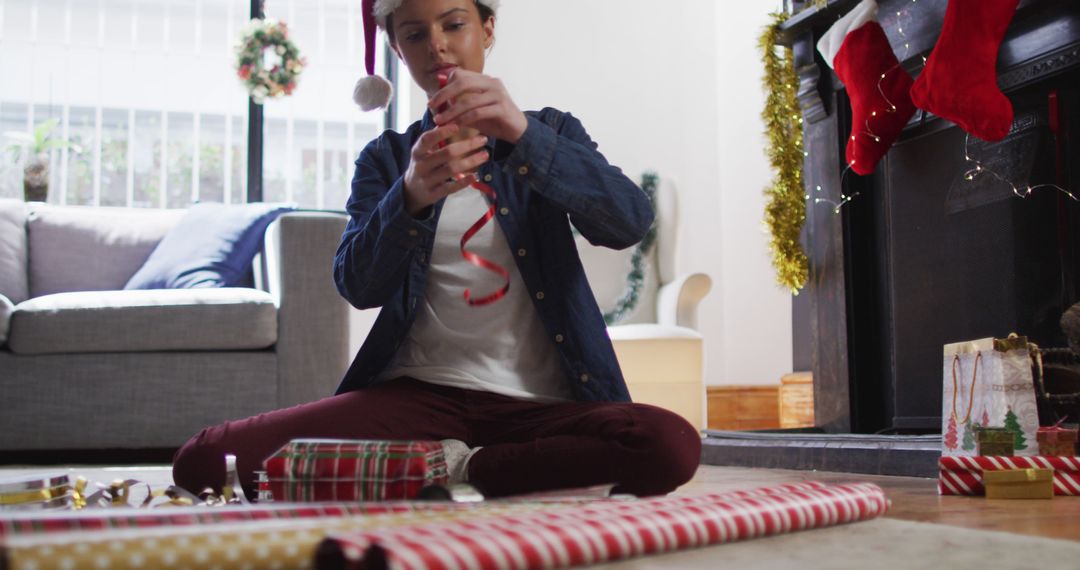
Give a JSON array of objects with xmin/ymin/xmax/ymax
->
[{"xmin": 376, "ymin": 187, "xmax": 571, "ymax": 402}]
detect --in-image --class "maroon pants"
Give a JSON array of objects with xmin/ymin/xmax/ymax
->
[{"xmin": 172, "ymin": 378, "xmax": 701, "ymax": 498}]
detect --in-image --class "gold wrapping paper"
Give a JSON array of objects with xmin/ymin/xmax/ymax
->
[{"xmin": 3, "ymin": 504, "xmax": 558, "ymax": 570}]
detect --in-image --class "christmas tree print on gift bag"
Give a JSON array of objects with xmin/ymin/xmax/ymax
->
[{"xmin": 942, "ymin": 336, "xmax": 1040, "ymax": 457}]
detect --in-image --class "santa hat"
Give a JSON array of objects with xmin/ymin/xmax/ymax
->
[{"xmin": 353, "ymin": 0, "xmax": 501, "ymax": 111}]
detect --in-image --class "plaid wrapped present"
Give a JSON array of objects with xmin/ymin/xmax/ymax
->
[
  {"xmin": 938, "ymin": 455, "xmax": 1080, "ymax": 495},
  {"xmin": 263, "ymin": 439, "xmax": 449, "ymax": 502}
]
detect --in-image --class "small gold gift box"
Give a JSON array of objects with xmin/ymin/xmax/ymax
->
[
  {"xmin": 984, "ymin": 468, "xmax": 1054, "ymax": 500},
  {"xmin": 976, "ymin": 427, "xmax": 1014, "ymax": 457}
]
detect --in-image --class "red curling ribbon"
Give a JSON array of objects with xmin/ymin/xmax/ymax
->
[
  {"xmin": 459, "ymin": 179, "xmax": 510, "ymax": 306},
  {"xmin": 436, "ymin": 72, "xmax": 510, "ymax": 306}
]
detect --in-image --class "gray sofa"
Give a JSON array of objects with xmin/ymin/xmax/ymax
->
[{"xmin": 0, "ymin": 200, "xmax": 350, "ymax": 451}]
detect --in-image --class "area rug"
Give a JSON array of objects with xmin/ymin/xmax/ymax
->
[{"xmin": 584, "ymin": 517, "xmax": 1080, "ymax": 569}]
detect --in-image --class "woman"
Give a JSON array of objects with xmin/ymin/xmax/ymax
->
[{"xmin": 173, "ymin": 0, "xmax": 700, "ymax": 498}]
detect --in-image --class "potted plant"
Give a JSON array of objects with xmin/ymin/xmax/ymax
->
[{"xmin": 4, "ymin": 118, "xmax": 81, "ymax": 202}]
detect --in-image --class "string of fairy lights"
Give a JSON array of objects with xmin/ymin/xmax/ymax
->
[
  {"xmin": 832, "ymin": 0, "xmax": 1076, "ymax": 208},
  {"xmin": 764, "ymin": 0, "xmax": 1077, "ymax": 291},
  {"xmin": 963, "ymin": 134, "xmax": 1079, "ymax": 201},
  {"xmin": 813, "ymin": 0, "xmax": 925, "ymax": 214}
]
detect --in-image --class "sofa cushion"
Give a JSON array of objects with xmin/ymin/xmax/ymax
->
[
  {"xmin": 0, "ymin": 293, "xmax": 12, "ymax": 346},
  {"xmin": 0, "ymin": 199, "xmax": 29, "ymax": 303},
  {"xmin": 7, "ymin": 288, "xmax": 277, "ymax": 355},
  {"xmin": 27, "ymin": 205, "xmax": 185, "ymax": 298},
  {"xmin": 125, "ymin": 202, "xmax": 294, "ymax": 290}
]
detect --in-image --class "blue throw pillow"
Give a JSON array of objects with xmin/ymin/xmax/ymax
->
[{"xmin": 125, "ymin": 202, "xmax": 294, "ymax": 290}]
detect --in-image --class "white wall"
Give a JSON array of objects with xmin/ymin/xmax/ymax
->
[
  {"xmin": 393, "ymin": 0, "xmax": 793, "ymax": 387},
  {"xmin": 711, "ymin": 3, "xmax": 796, "ymax": 386}
]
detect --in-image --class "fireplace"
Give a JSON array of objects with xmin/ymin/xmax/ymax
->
[
  {"xmin": 697, "ymin": 0, "xmax": 1080, "ymax": 477},
  {"xmin": 785, "ymin": 0, "xmax": 1080, "ymax": 434}
]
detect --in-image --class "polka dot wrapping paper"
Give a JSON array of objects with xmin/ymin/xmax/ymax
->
[
  {"xmin": 0, "ymin": 481, "xmax": 888, "ymax": 570},
  {"xmin": 2, "ymin": 505, "xmax": 532, "ymax": 570}
]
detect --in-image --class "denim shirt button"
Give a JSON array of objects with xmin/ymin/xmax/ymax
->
[
  {"xmin": 535, "ymin": 291, "xmax": 545, "ymax": 300},
  {"xmin": 554, "ymin": 334, "xmax": 564, "ymax": 343},
  {"xmin": 500, "ymin": 207, "xmax": 510, "ymax": 216},
  {"xmin": 484, "ymin": 174, "xmax": 493, "ymax": 182},
  {"xmin": 518, "ymin": 165, "xmax": 529, "ymax": 176},
  {"xmin": 408, "ymin": 229, "xmax": 418, "ymax": 237},
  {"xmin": 517, "ymin": 248, "xmax": 527, "ymax": 257},
  {"xmin": 579, "ymin": 373, "xmax": 589, "ymax": 383}
]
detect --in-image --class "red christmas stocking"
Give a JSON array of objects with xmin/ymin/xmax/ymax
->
[
  {"xmin": 818, "ymin": 0, "xmax": 916, "ymax": 176},
  {"xmin": 910, "ymin": 0, "xmax": 1019, "ymax": 142}
]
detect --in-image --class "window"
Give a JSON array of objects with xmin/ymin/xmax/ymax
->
[{"xmin": 0, "ymin": 0, "xmax": 392, "ymax": 210}]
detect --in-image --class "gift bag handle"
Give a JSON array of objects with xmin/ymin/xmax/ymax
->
[
  {"xmin": 1030, "ymin": 341, "xmax": 1047, "ymax": 399},
  {"xmin": 951, "ymin": 352, "xmax": 981, "ymax": 424}
]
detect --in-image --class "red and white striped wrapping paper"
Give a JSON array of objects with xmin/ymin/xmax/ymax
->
[
  {"xmin": 938, "ymin": 455, "xmax": 1080, "ymax": 496},
  {"xmin": 317, "ymin": 482, "xmax": 890, "ymax": 570},
  {"xmin": 264, "ymin": 439, "xmax": 449, "ymax": 502}
]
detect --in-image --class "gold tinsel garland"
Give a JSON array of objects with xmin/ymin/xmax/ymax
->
[{"xmin": 759, "ymin": 12, "xmax": 808, "ymax": 294}]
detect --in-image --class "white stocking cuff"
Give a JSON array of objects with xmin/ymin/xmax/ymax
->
[{"xmin": 816, "ymin": 0, "xmax": 880, "ymax": 69}]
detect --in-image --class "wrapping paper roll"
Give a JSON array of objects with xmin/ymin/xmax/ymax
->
[
  {"xmin": 0, "ymin": 502, "xmax": 464, "ymax": 538},
  {"xmin": 0, "ymin": 474, "xmax": 73, "ymax": 512},
  {"xmin": 938, "ymin": 455, "xmax": 1080, "ymax": 495},
  {"xmin": 0, "ymin": 482, "xmax": 836, "ymax": 570},
  {"xmin": 0, "ymin": 481, "xmax": 829, "ymax": 538},
  {"xmin": 2, "ymin": 506, "xmax": 535, "ymax": 570},
  {"xmin": 317, "ymin": 482, "xmax": 890, "ymax": 570}
]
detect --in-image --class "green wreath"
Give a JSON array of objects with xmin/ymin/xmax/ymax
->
[{"xmin": 235, "ymin": 19, "xmax": 306, "ymax": 104}]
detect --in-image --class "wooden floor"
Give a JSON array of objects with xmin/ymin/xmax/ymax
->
[{"xmin": 681, "ymin": 465, "xmax": 1080, "ymax": 542}]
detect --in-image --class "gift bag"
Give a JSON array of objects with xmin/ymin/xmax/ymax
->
[{"xmin": 942, "ymin": 336, "xmax": 1040, "ymax": 457}]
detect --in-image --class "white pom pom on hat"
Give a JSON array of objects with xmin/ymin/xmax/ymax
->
[{"xmin": 354, "ymin": 0, "xmax": 500, "ymax": 111}]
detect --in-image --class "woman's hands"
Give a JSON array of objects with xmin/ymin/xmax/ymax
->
[
  {"xmin": 402, "ymin": 124, "xmax": 489, "ymax": 218},
  {"xmin": 428, "ymin": 69, "xmax": 528, "ymax": 146},
  {"xmin": 402, "ymin": 70, "xmax": 526, "ymax": 218}
]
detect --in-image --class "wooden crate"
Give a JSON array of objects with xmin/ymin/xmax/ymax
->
[
  {"xmin": 779, "ymin": 372, "xmax": 814, "ymax": 429},
  {"xmin": 707, "ymin": 386, "xmax": 780, "ymax": 431}
]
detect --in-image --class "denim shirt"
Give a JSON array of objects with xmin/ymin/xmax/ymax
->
[{"xmin": 332, "ymin": 107, "xmax": 654, "ymax": 402}]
